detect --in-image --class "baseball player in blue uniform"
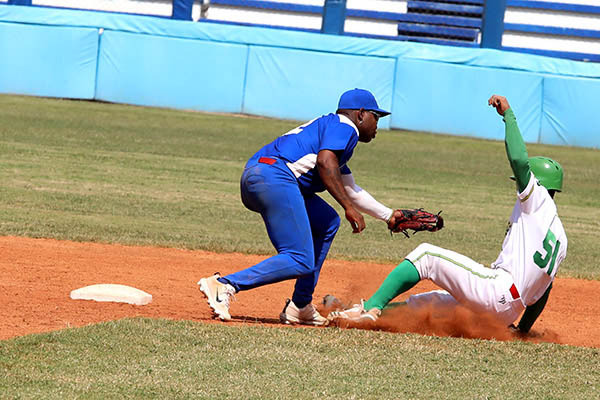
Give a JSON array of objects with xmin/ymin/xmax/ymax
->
[{"xmin": 198, "ymin": 88, "xmax": 402, "ymax": 325}]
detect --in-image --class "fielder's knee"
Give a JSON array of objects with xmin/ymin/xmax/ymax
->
[
  {"xmin": 328, "ymin": 214, "xmax": 341, "ymax": 236},
  {"xmin": 314, "ymin": 212, "xmax": 340, "ymax": 241},
  {"xmin": 287, "ymin": 251, "xmax": 316, "ymax": 274}
]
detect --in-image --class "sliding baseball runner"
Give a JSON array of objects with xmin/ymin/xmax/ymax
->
[{"xmin": 329, "ymin": 94, "xmax": 567, "ymax": 334}]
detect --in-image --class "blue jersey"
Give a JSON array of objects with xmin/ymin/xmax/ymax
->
[{"xmin": 250, "ymin": 113, "xmax": 359, "ymax": 194}]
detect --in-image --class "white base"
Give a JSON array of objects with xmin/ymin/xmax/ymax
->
[{"xmin": 70, "ymin": 284, "xmax": 152, "ymax": 306}]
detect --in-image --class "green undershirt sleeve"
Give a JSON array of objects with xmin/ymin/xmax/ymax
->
[
  {"xmin": 503, "ymin": 108, "xmax": 531, "ymax": 193},
  {"xmin": 363, "ymin": 260, "xmax": 420, "ymax": 310},
  {"xmin": 517, "ymin": 284, "xmax": 552, "ymax": 333}
]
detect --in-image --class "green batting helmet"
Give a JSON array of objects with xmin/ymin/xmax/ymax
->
[
  {"xmin": 510, "ymin": 157, "xmax": 563, "ymax": 191},
  {"xmin": 528, "ymin": 156, "xmax": 564, "ymax": 192}
]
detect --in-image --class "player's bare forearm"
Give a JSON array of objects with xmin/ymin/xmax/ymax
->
[
  {"xmin": 488, "ymin": 95, "xmax": 530, "ymax": 192},
  {"xmin": 317, "ymin": 150, "xmax": 365, "ymax": 232}
]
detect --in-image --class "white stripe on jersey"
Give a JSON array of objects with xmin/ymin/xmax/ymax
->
[
  {"xmin": 284, "ymin": 114, "xmax": 357, "ymax": 178},
  {"xmin": 282, "ymin": 118, "xmax": 317, "ymax": 136},
  {"xmin": 286, "ymin": 153, "xmax": 318, "ymax": 178},
  {"xmin": 338, "ymin": 114, "xmax": 359, "ymax": 136}
]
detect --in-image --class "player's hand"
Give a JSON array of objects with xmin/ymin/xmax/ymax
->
[
  {"xmin": 488, "ymin": 95, "xmax": 511, "ymax": 116},
  {"xmin": 386, "ymin": 209, "xmax": 404, "ymax": 230},
  {"xmin": 345, "ymin": 207, "xmax": 365, "ymax": 233}
]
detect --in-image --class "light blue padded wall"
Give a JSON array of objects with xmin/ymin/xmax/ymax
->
[
  {"xmin": 1, "ymin": 5, "xmax": 600, "ymax": 148},
  {"xmin": 392, "ymin": 59, "xmax": 543, "ymax": 143},
  {"xmin": 96, "ymin": 30, "xmax": 248, "ymax": 113},
  {"xmin": 243, "ymin": 46, "xmax": 395, "ymax": 129},
  {"xmin": 0, "ymin": 21, "xmax": 98, "ymax": 99},
  {"xmin": 541, "ymin": 76, "xmax": 600, "ymax": 148}
]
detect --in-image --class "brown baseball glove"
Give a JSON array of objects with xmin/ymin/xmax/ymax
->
[{"xmin": 389, "ymin": 209, "xmax": 444, "ymax": 238}]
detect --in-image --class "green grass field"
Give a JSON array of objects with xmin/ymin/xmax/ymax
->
[
  {"xmin": 1, "ymin": 94, "xmax": 599, "ymax": 398},
  {"xmin": 1, "ymin": 319, "xmax": 599, "ymax": 399}
]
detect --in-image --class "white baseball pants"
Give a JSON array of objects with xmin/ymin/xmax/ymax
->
[{"xmin": 405, "ymin": 243, "xmax": 525, "ymax": 325}]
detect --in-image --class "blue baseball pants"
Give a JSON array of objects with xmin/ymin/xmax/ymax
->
[{"xmin": 218, "ymin": 157, "xmax": 340, "ymax": 308}]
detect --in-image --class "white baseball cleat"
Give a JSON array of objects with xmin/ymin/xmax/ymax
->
[
  {"xmin": 198, "ymin": 274, "xmax": 236, "ymax": 321},
  {"xmin": 279, "ymin": 299, "xmax": 328, "ymax": 326},
  {"xmin": 327, "ymin": 300, "xmax": 381, "ymax": 324}
]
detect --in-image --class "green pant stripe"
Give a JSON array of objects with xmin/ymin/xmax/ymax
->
[{"xmin": 413, "ymin": 251, "xmax": 499, "ymax": 280}]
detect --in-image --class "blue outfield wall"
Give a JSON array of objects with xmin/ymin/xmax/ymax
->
[
  {"xmin": 243, "ymin": 46, "xmax": 395, "ymax": 129},
  {"xmin": 541, "ymin": 76, "xmax": 600, "ymax": 148},
  {"xmin": 0, "ymin": 21, "xmax": 98, "ymax": 99},
  {"xmin": 1, "ymin": 5, "xmax": 599, "ymax": 149},
  {"xmin": 393, "ymin": 59, "xmax": 543, "ymax": 142},
  {"xmin": 97, "ymin": 30, "xmax": 248, "ymax": 113}
]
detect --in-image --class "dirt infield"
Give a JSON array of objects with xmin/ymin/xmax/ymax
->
[{"xmin": 2, "ymin": 236, "xmax": 599, "ymax": 347}]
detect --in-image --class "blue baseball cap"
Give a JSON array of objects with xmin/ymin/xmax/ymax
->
[{"xmin": 337, "ymin": 88, "xmax": 391, "ymax": 117}]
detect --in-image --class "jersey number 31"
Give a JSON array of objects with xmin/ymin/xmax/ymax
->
[{"xmin": 534, "ymin": 228, "xmax": 561, "ymax": 276}]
